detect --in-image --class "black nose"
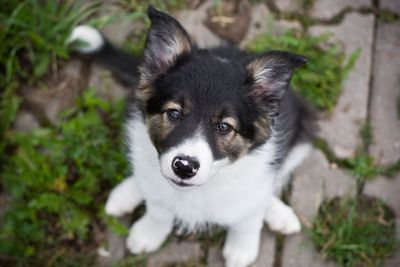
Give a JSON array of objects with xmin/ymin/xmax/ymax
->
[{"xmin": 172, "ymin": 156, "xmax": 200, "ymax": 179}]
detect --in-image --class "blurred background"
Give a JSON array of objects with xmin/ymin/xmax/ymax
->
[{"xmin": 0, "ymin": 0, "xmax": 399, "ymax": 266}]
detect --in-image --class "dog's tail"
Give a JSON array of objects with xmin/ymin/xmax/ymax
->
[{"xmin": 67, "ymin": 25, "xmax": 140, "ymax": 85}]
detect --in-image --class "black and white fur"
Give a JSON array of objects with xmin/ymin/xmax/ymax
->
[{"xmin": 69, "ymin": 6, "xmax": 313, "ymax": 267}]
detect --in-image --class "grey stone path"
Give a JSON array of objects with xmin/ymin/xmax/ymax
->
[{"xmin": 14, "ymin": 0, "xmax": 396, "ymax": 266}]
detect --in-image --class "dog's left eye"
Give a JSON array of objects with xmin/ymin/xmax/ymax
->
[
  {"xmin": 166, "ymin": 109, "xmax": 182, "ymax": 121},
  {"xmin": 218, "ymin": 123, "xmax": 233, "ymax": 134}
]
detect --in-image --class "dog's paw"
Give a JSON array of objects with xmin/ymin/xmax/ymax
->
[
  {"xmin": 223, "ymin": 239, "xmax": 258, "ymax": 267},
  {"xmin": 105, "ymin": 177, "xmax": 143, "ymax": 217},
  {"xmin": 126, "ymin": 218, "xmax": 168, "ymax": 254},
  {"xmin": 264, "ymin": 204, "xmax": 301, "ymax": 235}
]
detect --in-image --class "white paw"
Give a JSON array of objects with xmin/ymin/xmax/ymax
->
[
  {"xmin": 126, "ymin": 218, "xmax": 169, "ymax": 254},
  {"xmin": 223, "ymin": 240, "xmax": 258, "ymax": 267},
  {"xmin": 105, "ymin": 177, "xmax": 143, "ymax": 217},
  {"xmin": 265, "ymin": 205, "xmax": 301, "ymax": 235}
]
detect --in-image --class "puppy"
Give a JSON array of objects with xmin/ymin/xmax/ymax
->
[{"xmin": 69, "ymin": 6, "xmax": 313, "ymax": 267}]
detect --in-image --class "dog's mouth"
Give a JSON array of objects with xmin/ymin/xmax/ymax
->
[{"xmin": 168, "ymin": 178, "xmax": 196, "ymax": 188}]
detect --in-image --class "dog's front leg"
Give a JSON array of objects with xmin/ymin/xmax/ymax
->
[
  {"xmin": 126, "ymin": 202, "xmax": 174, "ymax": 254},
  {"xmin": 264, "ymin": 195, "xmax": 301, "ymax": 234},
  {"xmin": 105, "ymin": 175, "xmax": 143, "ymax": 216},
  {"xmin": 223, "ymin": 215, "xmax": 263, "ymax": 267}
]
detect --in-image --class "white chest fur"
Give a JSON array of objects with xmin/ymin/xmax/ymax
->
[{"xmin": 126, "ymin": 118, "xmax": 278, "ymax": 228}]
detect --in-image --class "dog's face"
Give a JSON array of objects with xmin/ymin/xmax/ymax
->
[{"xmin": 136, "ymin": 6, "xmax": 305, "ymax": 189}]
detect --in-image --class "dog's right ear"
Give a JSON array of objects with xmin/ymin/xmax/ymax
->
[{"xmin": 141, "ymin": 6, "xmax": 193, "ymax": 80}]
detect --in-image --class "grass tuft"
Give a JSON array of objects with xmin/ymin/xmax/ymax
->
[
  {"xmin": 311, "ymin": 196, "xmax": 397, "ymax": 267},
  {"xmin": 0, "ymin": 0, "xmax": 99, "ymax": 87}
]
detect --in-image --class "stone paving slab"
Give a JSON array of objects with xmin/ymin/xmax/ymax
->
[
  {"xmin": 176, "ymin": 0, "xmax": 224, "ymax": 48},
  {"xmin": 88, "ymin": 65, "xmax": 131, "ymax": 101},
  {"xmin": 251, "ymin": 229, "xmax": 276, "ymax": 267},
  {"xmin": 240, "ymin": 3, "xmax": 301, "ymax": 48},
  {"xmin": 310, "ymin": 0, "xmax": 371, "ymax": 19},
  {"xmin": 146, "ymin": 241, "xmax": 204, "ymax": 267},
  {"xmin": 369, "ymin": 13, "xmax": 400, "ymax": 165},
  {"xmin": 274, "ymin": 0, "xmax": 303, "ymax": 14},
  {"xmin": 282, "ymin": 149, "xmax": 356, "ymax": 267},
  {"xmin": 309, "ymin": 12, "xmax": 374, "ymax": 158},
  {"xmin": 21, "ymin": 59, "xmax": 89, "ymax": 125},
  {"xmin": 14, "ymin": 110, "xmax": 40, "ymax": 132},
  {"xmin": 207, "ymin": 245, "xmax": 224, "ymax": 267},
  {"xmin": 283, "ymin": 234, "xmax": 336, "ymax": 267},
  {"xmin": 381, "ymin": 0, "xmax": 400, "ymax": 11},
  {"xmin": 205, "ymin": 228, "xmax": 276, "ymax": 267}
]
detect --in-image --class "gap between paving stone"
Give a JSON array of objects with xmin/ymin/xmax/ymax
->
[
  {"xmin": 369, "ymin": 4, "xmax": 400, "ymax": 165},
  {"xmin": 363, "ymin": 1, "xmax": 400, "ymax": 264},
  {"xmin": 281, "ymin": 148, "xmax": 356, "ymax": 267},
  {"xmin": 310, "ymin": 0, "xmax": 372, "ymax": 20},
  {"xmin": 309, "ymin": 12, "xmax": 375, "ymax": 158}
]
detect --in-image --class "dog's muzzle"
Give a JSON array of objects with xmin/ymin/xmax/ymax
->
[{"xmin": 172, "ymin": 156, "xmax": 200, "ymax": 179}]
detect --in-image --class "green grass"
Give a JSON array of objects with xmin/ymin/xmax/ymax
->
[
  {"xmin": 0, "ymin": 0, "xmax": 99, "ymax": 87},
  {"xmin": 0, "ymin": 90, "xmax": 128, "ymax": 266},
  {"xmin": 311, "ymin": 196, "xmax": 396, "ymax": 267},
  {"xmin": 247, "ymin": 25, "xmax": 360, "ymax": 111},
  {"xmin": 379, "ymin": 9, "xmax": 400, "ymax": 23},
  {"xmin": 0, "ymin": 0, "xmax": 99, "ymax": 164},
  {"xmin": 1, "ymin": 1, "xmax": 394, "ymax": 267}
]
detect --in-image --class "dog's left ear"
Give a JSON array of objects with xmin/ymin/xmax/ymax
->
[
  {"xmin": 245, "ymin": 51, "xmax": 306, "ymax": 116},
  {"xmin": 141, "ymin": 6, "xmax": 193, "ymax": 80}
]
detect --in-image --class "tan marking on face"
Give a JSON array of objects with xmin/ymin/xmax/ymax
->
[
  {"xmin": 216, "ymin": 115, "xmax": 271, "ymax": 160},
  {"xmin": 163, "ymin": 102, "xmax": 181, "ymax": 111},
  {"xmin": 216, "ymin": 116, "xmax": 250, "ymax": 160},
  {"xmin": 146, "ymin": 101, "xmax": 186, "ymax": 149},
  {"xmin": 217, "ymin": 130, "xmax": 252, "ymax": 160}
]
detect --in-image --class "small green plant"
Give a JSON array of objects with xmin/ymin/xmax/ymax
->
[
  {"xmin": 247, "ymin": 27, "xmax": 360, "ymax": 111},
  {"xmin": 0, "ymin": 0, "xmax": 100, "ymax": 159},
  {"xmin": 379, "ymin": 9, "xmax": 399, "ymax": 23},
  {"xmin": 0, "ymin": 0, "xmax": 99, "ymax": 87},
  {"xmin": 0, "ymin": 90, "xmax": 128, "ymax": 266},
  {"xmin": 311, "ymin": 196, "xmax": 396, "ymax": 267}
]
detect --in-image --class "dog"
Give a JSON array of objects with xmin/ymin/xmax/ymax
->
[{"xmin": 69, "ymin": 6, "xmax": 313, "ymax": 267}]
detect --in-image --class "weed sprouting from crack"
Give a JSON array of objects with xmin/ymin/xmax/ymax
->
[{"xmin": 311, "ymin": 196, "xmax": 396, "ymax": 267}]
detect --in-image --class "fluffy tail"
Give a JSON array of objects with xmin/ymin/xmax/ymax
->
[{"xmin": 67, "ymin": 25, "xmax": 140, "ymax": 85}]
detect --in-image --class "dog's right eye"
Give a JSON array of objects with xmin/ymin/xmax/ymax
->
[{"xmin": 166, "ymin": 109, "xmax": 182, "ymax": 121}]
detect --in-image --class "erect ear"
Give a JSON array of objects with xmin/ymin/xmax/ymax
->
[
  {"xmin": 245, "ymin": 51, "xmax": 306, "ymax": 117},
  {"xmin": 141, "ymin": 6, "xmax": 193, "ymax": 80}
]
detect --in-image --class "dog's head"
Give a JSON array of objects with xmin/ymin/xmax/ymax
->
[{"xmin": 136, "ymin": 6, "xmax": 306, "ymax": 189}]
